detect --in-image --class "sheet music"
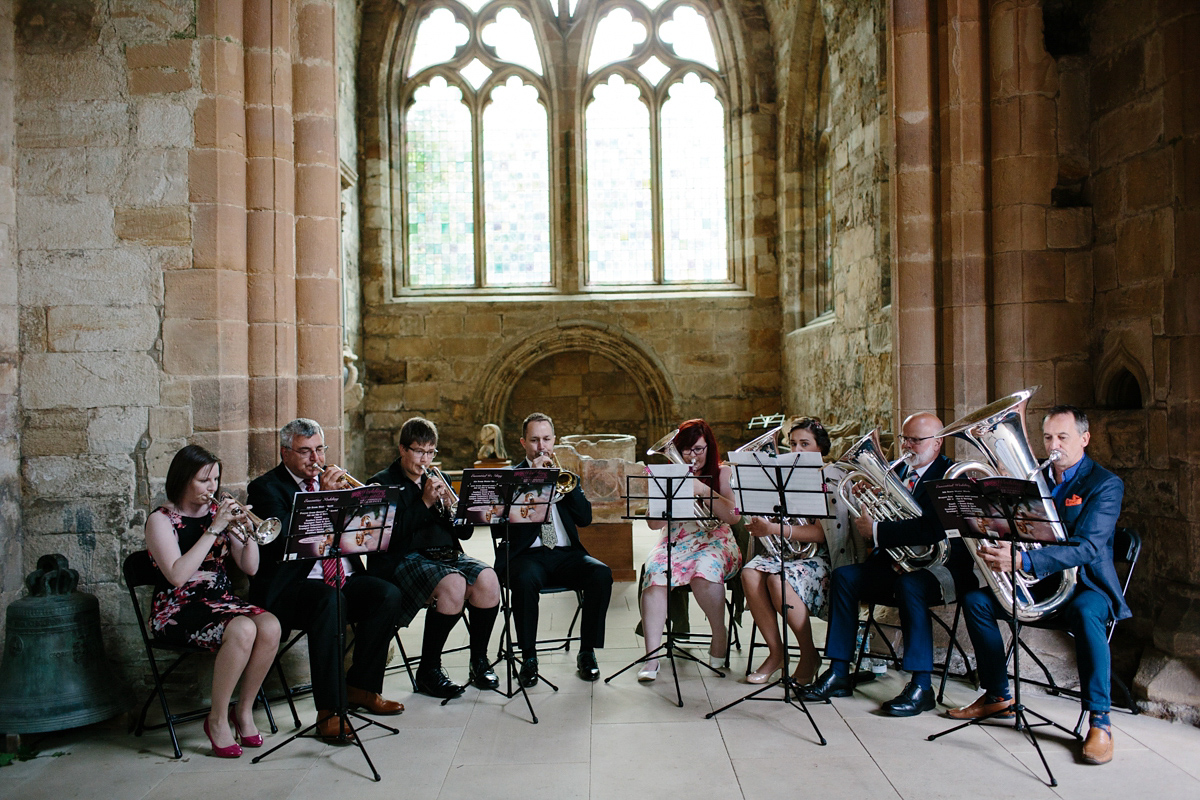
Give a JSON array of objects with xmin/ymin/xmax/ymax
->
[
  {"xmin": 645, "ymin": 464, "xmax": 705, "ymax": 520},
  {"xmin": 729, "ymin": 450, "xmax": 828, "ymax": 517}
]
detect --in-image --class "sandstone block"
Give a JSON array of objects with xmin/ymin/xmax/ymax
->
[
  {"xmin": 191, "ymin": 376, "xmax": 249, "ymax": 432},
  {"xmin": 18, "ymin": 51, "xmax": 122, "ymax": 101},
  {"xmin": 110, "ymin": 0, "xmax": 194, "ymax": 43},
  {"xmin": 116, "ymin": 149, "xmax": 189, "ymax": 206},
  {"xmin": 1023, "ymin": 302, "xmax": 1090, "ymax": 361},
  {"xmin": 115, "ymin": 206, "xmax": 191, "ymax": 245},
  {"xmin": 128, "ymin": 68, "xmax": 194, "ymax": 96},
  {"xmin": 16, "ymin": 100, "xmax": 127, "ymax": 149},
  {"xmin": 1117, "ymin": 209, "xmax": 1172, "ymax": 285},
  {"xmin": 17, "ymin": 194, "xmax": 115, "ymax": 249},
  {"xmin": 19, "ymin": 248, "xmax": 159, "ymax": 306},
  {"xmin": 1046, "ymin": 206, "xmax": 1093, "ymax": 249},
  {"xmin": 24, "ymin": 454, "xmax": 135, "ymax": 498},
  {"xmin": 46, "ymin": 304, "xmax": 159, "ymax": 352},
  {"xmin": 18, "ymin": 149, "xmax": 90, "ymax": 196},
  {"xmin": 23, "ymin": 352, "xmax": 159, "ymax": 409},
  {"xmin": 89, "ymin": 406, "xmax": 150, "ymax": 454},
  {"xmin": 1097, "ymin": 97, "xmax": 1163, "ymax": 168},
  {"xmin": 149, "ymin": 406, "xmax": 193, "ymax": 440}
]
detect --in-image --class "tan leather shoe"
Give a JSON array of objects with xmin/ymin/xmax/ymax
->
[
  {"xmin": 315, "ymin": 711, "xmax": 356, "ymax": 743},
  {"xmin": 1082, "ymin": 725, "xmax": 1113, "ymax": 765},
  {"xmin": 347, "ymin": 685, "xmax": 404, "ymax": 715},
  {"xmin": 947, "ymin": 694, "xmax": 1015, "ymax": 720}
]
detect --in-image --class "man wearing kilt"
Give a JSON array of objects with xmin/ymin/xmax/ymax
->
[{"xmin": 368, "ymin": 417, "xmax": 501, "ymax": 698}]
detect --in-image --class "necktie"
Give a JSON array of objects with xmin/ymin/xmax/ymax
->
[
  {"xmin": 322, "ymin": 556, "xmax": 345, "ymax": 588},
  {"xmin": 304, "ymin": 478, "xmax": 317, "ymax": 493},
  {"xmin": 540, "ymin": 510, "xmax": 557, "ymax": 549},
  {"xmin": 905, "ymin": 469, "xmax": 919, "ymax": 492}
]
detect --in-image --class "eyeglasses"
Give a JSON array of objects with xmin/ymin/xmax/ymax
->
[
  {"xmin": 681, "ymin": 444, "xmax": 708, "ymax": 456},
  {"xmin": 288, "ymin": 446, "xmax": 327, "ymax": 457},
  {"xmin": 405, "ymin": 445, "xmax": 438, "ymax": 457},
  {"xmin": 900, "ymin": 435, "xmax": 937, "ymax": 446}
]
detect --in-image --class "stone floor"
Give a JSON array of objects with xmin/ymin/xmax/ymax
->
[{"xmin": 2, "ymin": 523, "xmax": 1199, "ymax": 799}]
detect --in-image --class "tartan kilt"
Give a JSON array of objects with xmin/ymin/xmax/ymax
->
[{"xmin": 391, "ymin": 551, "xmax": 491, "ymax": 628}]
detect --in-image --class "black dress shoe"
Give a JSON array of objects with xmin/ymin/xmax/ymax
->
[
  {"xmin": 469, "ymin": 656, "xmax": 499, "ymax": 690},
  {"xmin": 518, "ymin": 655, "xmax": 539, "ymax": 688},
  {"xmin": 881, "ymin": 680, "xmax": 936, "ymax": 717},
  {"xmin": 800, "ymin": 668, "xmax": 854, "ymax": 702},
  {"xmin": 577, "ymin": 650, "xmax": 600, "ymax": 682},
  {"xmin": 416, "ymin": 667, "xmax": 466, "ymax": 699}
]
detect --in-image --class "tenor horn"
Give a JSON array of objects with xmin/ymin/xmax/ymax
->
[
  {"xmin": 647, "ymin": 428, "xmax": 719, "ymax": 531},
  {"xmin": 732, "ymin": 424, "xmax": 819, "ymax": 559},
  {"xmin": 832, "ymin": 429, "xmax": 948, "ymax": 572},
  {"xmin": 938, "ymin": 387, "xmax": 1077, "ymax": 622}
]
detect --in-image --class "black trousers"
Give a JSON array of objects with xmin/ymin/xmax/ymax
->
[
  {"xmin": 270, "ymin": 575, "xmax": 402, "ymax": 712},
  {"xmin": 501, "ymin": 546, "xmax": 612, "ymax": 656}
]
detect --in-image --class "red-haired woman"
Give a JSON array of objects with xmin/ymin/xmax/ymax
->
[{"xmin": 637, "ymin": 419, "xmax": 742, "ymax": 680}]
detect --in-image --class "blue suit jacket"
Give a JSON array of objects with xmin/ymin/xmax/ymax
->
[{"xmin": 1029, "ymin": 453, "xmax": 1131, "ymax": 622}]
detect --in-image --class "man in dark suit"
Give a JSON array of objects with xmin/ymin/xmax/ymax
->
[
  {"xmin": 247, "ymin": 418, "xmax": 404, "ymax": 742},
  {"xmin": 494, "ymin": 412, "xmax": 613, "ymax": 686},
  {"xmin": 367, "ymin": 417, "xmax": 500, "ymax": 699},
  {"xmin": 804, "ymin": 412, "xmax": 977, "ymax": 715},
  {"xmin": 952, "ymin": 405, "xmax": 1128, "ymax": 765}
]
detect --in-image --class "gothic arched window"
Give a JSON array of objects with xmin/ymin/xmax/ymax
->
[{"xmin": 393, "ymin": 0, "xmax": 731, "ymax": 293}]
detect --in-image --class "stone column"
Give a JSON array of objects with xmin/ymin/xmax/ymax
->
[
  {"xmin": 293, "ymin": 0, "xmax": 344, "ymax": 459},
  {"xmin": 889, "ymin": 0, "xmax": 940, "ymax": 420},
  {"xmin": 0, "ymin": 0, "xmax": 21, "ymax": 628},
  {"xmin": 245, "ymin": 0, "xmax": 297, "ymax": 475}
]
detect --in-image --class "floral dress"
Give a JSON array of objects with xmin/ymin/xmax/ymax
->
[
  {"xmin": 149, "ymin": 507, "xmax": 266, "ymax": 651},
  {"xmin": 641, "ymin": 519, "xmax": 742, "ymax": 589},
  {"xmin": 743, "ymin": 521, "xmax": 832, "ymax": 620}
]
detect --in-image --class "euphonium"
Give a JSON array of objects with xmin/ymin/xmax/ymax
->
[
  {"xmin": 647, "ymin": 429, "xmax": 721, "ymax": 530},
  {"xmin": 938, "ymin": 386, "xmax": 1077, "ymax": 623},
  {"xmin": 833, "ymin": 429, "xmax": 948, "ymax": 572},
  {"xmin": 209, "ymin": 492, "xmax": 283, "ymax": 545},
  {"xmin": 732, "ymin": 424, "xmax": 819, "ymax": 559}
]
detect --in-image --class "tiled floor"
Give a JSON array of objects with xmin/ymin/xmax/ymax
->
[{"xmin": 3, "ymin": 522, "xmax": 1198, "ymax": 799}]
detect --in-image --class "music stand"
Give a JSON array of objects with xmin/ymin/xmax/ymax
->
[
  {"xmin": 462, "ymin": 466, "xmax": 562, "ymax": 723},
  {"xmin": 926, "ymin": 476, "xmax": 1080, "ymax": 787},
  {"xmin": 252, "ymin": 486, "xmax": 401, "ymax": 781},
  {"xmin": 604, "ymin": 467, "xmax": 724, "ymax": 708},
  {"xmin": 704, "ymin": 451, "xmax": 828, "ymax": 745}
]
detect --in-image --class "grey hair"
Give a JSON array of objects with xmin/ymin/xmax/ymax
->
[
  {"xmin": 1043, "ymin": 405, "xmax": 1089, "ymax": 435},
  {"xmin": 280, "ymin": 418, "xmax": 324, "ymax": 449}
]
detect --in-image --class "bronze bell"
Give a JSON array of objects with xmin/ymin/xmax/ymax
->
[{"xmin": 0, "ymin": 554, "xmax": 127, "ymax": 733}]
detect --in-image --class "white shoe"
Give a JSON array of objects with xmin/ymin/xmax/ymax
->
[
  {"xmin": 637, "ymin": 660, "xmax": 660, "ymax": 682},
  {"xmin": 686, "ymin": 646, "xmax": 726, "ymax": 669}
]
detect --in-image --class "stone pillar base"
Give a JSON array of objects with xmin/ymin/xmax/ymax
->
[{"xmin": 1134, "ymin": 646, "xmax": 1200, "ymax": 725}]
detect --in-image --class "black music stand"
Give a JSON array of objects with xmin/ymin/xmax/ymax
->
[
  {"xmin": 926, "ymin": 477, "xmax": 1080, "ymax": 787},
  {"xmin": 252, "ymin": 487, "xmax": 401, "ymax": 781},
  {"xmin": 604, "ymin": 468, "xmax": 725, "ymax": 708},
  {"xmin": 705, "ymin": 452, "xmax": 828, "ymax": 744},
  {"xmin": 464, "ymin": 467, "xmax": 562, "ymax": 723}
]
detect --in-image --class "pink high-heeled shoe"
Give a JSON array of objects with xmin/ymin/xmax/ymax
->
[
  {"xmin": 204, "ymin": 717, "xmax": 243, "ymax": 758},
  {"xmin": 229, "ymin": 706, "xmax": 263, "ymax": 748}
]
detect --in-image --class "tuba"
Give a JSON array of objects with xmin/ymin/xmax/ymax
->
[
  {"xmin": 732, "ymin": 425, "xmax": 819, "ymax": 559},
  {"xmin": 647, "ymin": 429, "xmax": 720, "ymax": 531},
  {"xmin": 938, "ymin": 387, "xmax": 1077, "ymax": 622},
  {"xmin": 833, "ymin": 429, "xmax": 948, "ymax": 572}
]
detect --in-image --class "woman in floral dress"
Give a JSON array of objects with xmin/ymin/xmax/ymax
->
[
  {"xmin": 145, "ymin": 445, "xmax": 281, "ymax": 757},
  {"xmin": 638, "ymin": 419, "xmax": 743, "ymax": 680},
  {"xmin": 741, "ymin": 418, "xmax": 839, "ymax": 685}
]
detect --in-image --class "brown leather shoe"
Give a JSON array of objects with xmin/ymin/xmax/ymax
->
[
  {"xmin": 1082, "ymin": 725, "xmax": 1113, "ymax": 764},
  {"xmin": 315, "ymin": 711, "xmax": 356, "ymax": 743},
  {"xmin": 947, "ymin": 693, "xmax": 1015, "ymax": 720},
  {"xmin": 347, "ymin": 686, "xmax": 404, "ymax": 715}
]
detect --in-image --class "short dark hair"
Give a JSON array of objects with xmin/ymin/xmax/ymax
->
[
  {"xmin": 280, "ymin": 418, "xmax": 323, "ymax": 449},
  {"xmin": 165, "ymin": 444, "xmax": 220, "ymax": 504},
  {"xmin": 1043, "ymin": 405, "xmax": 1089, "ymax": 434},
  {"xmin": 789, "ymin": 416, "xmax": 832, "ymax": 456},
  {"xmin": 522, "ymin": 412, "xmax": 554, "ymax": 438},
  {"xmin": 399, "ymin": 417, "xmax": 438, "ymax": 448}
]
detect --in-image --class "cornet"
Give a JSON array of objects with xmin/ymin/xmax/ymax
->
[
  {"xmin": 313, "ymin": 463, "xmax": 366, "ymax": 489},
  {"xmin": 206, "ymin": 492, "xmax": 283, "ymax": 545},
  {"xmin": 424, "ymin": 465, "xmax": 460, "ymax": 517}
]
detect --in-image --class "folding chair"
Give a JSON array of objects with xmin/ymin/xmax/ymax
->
[
  {"xmin": 124, "ymin": 550, "xmax": 278, "ymax": 758},
  {"xmin": 853, "ymin": 600, "xmax": 973, "ymax": 703}
]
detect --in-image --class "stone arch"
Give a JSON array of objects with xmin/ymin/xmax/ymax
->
[
  {"xmin": 1097, "ymin": 341, "xmax": 1150, "ymax": 411},
  {"xmin": 474, "ymin": 321, "xmax": 676, "ymax": 440}
]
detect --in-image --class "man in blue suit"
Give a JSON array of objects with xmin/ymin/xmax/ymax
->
[
  {"xmin": 951, "ymin": 405, "xmax": 1129, "ymax": 765},
  {"xmin": 804, "ymin": 412, "xmax": 978, "ymax": 716}
]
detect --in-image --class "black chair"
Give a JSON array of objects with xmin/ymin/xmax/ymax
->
[
  {"xmin": 489, "ymin": 532, "xmax": 585, "ymax": 657},
  {"xmin": 124, "ymin": 550, "xmax": 278, "ymax": 758},
  {"xmin": 853, "ymin": 600, "xmax": 973, "ymax": 703},
  {"xmin": 1006, "ymin": 526, "xmax": 1142, "ymax": 729}
]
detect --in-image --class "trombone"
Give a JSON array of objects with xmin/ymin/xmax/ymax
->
[{"xmin": 206, "ymin": 492, "xmax": 283, "ymax": 545}]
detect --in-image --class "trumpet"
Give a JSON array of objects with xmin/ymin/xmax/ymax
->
[
  {"xmin": 314, "ymin": 463, "xmax": 366, "ymax": 489},
  {"xmin": 206, "ymin": 492, "xmax": 283, "ymax": 545},
  {"xmin": 538, "ymin": 450, "xmax": 580, "ymax": 496},
  {"xmin": 424, "ymin": 465, "xmax": 460, "ymax": 517}
]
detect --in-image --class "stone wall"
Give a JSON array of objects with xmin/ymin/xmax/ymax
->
[
  {"xmin": 777, "ymin": 0, "xmax": 895, "ymax": 432},
  {"xmin": 0, "ymin": 0, "xmax": 21, "ymax": 637}
]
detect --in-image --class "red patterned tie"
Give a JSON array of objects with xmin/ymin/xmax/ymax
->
[
  {"xmin": 322, "ymin": 555, "xmax": 345, "ymax": 588},
  {"xmin": 304, "ymin": 478, "xmax": 317, "ymax": 493}
]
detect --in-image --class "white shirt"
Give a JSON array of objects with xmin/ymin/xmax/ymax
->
[{"xmin": 288, "ymin": 466, "xmax": 357, "ymax": 581}]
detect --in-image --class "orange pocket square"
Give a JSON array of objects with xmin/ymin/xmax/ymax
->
[{"xmin": 1065, "ymin": 495, "xmax": 1083, "ymax": 507}]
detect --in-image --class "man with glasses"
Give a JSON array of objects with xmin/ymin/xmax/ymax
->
[
  {"xmin": 804, "ymin": 412, "xmax": 977, "ymax": 716},
  {"xmin": 367, "ymin": 417, "xmax": 501, "ymax": 698},
  {"xmin": 248, "ymin": 418, "xmax": 405, "ymax": 742},
  {"xmin": 496, "ymin": 412, "xmax": 612, "ymax": 686}
]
